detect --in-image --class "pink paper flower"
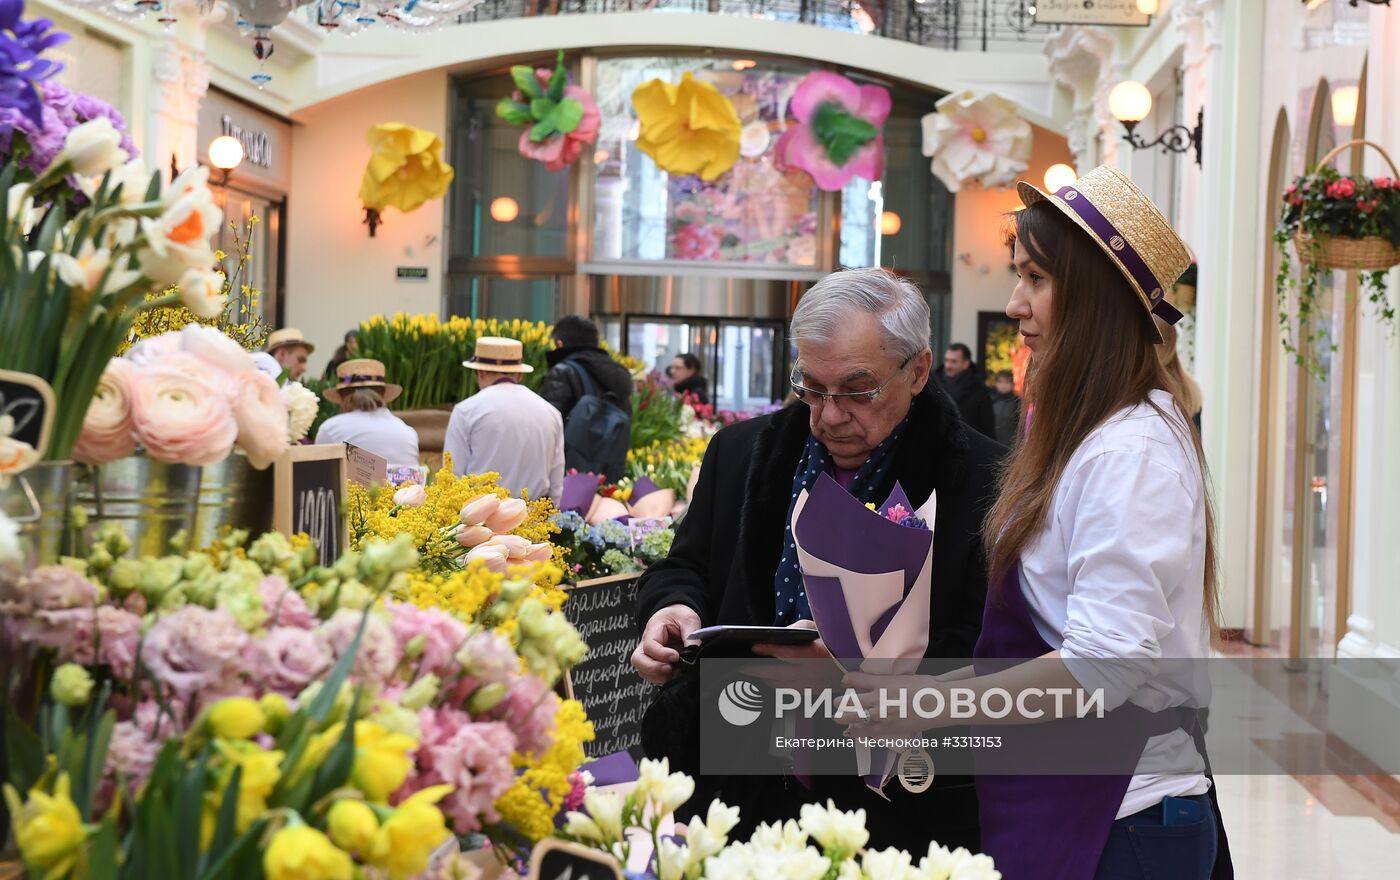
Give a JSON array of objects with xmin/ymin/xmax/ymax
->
[
  {"xmin": 921, "ymin": 89, "xmax": 1033, "ymax": 192},
  {"xmin": 774, "ymin": 71, "xmax": 890, "ymax": 191},
  {"xmin": 318, "ymin": 609, "xmax": 401, "ymax": 688},
  {"xmin": 129, "ymin": 359, "xmax": 238, "ymax": 466},
  {"xmin": 251, "ymin": 626, "xmax": 333, "ymax": 695},
  {"xmin": 141, "ymin": 606, "xmax": 249, "ymax": 696},
  {"xmin": 384, "ymin": 599, "xmax": 468, "ymax": 679},
  {"xmin": 259, "ymin": 575, "xmax": 317, "ymax": 629},
  {"xmin": 515, "ymin": 70, "xmax": 600, "ymax": 172},
  {"xmin": 671, "ymin": 223, "xmax": 721, "ymax": 261},
  {"xmin": 74, "ymin": 359, "xmax": 137, "ymax": 465}
]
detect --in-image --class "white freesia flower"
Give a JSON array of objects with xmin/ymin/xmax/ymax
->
[
  {"xmin": 562, "ymin": 810, "xmax": 606, "ymax": 843},
  {"xmin": 7, "ymin": 185, "xmax": 41, "ymax": 235},
  {"xmin": 684, "ymin": 821, "xmax": 728, "ymax": 865},
  {"xmin": 178, "ymin": 269, "xmax": 227, "ymax": 319},
  {"xmin": 59, "ymin": 118, "xmax": 130, "ymax": 177},
  {"xmin": 581, "ymin": 788, "xmax": 625, "ymax": 842},
  {"xmin": 657, "ymin": 838, "xmax": 691, "ymax": 880},
  {"xmin": 281, "ymin": 382, "xmax": 320, "ymax": 443},
  {"xmin": 798, "ymin": 800, "xmax": 869, "ymax": 854},
  {"xmin": 53, "ymin": 241, "xmax": 141, "ymax": 294},
  {"xmin": 920, "ymin": 90, "xmax": 1032, "ymax": 193},
  {"xmin": 861, "ymin": 847, "xmax": 921, "ymax": 880},
  {"xmin": 137, "ymin": 192, "xmax": 222, "ymax": 285},
  {"xmin": 636, "ymin": 757, "xmax": 696, "ymax": 816},
  {"xmin": 699, "ymin": 798, "xmax": 741, "ymax": 839},
  {"xmin": 749, "ymin": 819, "xmax": 807, "ymax": 851},
  {"xmin": 0, "ymin": 508, "xmax": 21, "ymax": 564}
]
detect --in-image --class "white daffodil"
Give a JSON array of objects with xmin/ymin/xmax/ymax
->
[
  {"xmin": 0, "ymin": 414, "xmax": 41, "ymax": 482},
  {"xmin": 7, "ymin": 185, "xmax": 41, "ymax": 235},
  {"xmin": 53, "ymin": 241, "xmax": 141, "ymax": 295},
  {"xmin": 177, "ymin": 268, "xmax": 228, "ymax": 319},
  {"xmin": 78, "ymin": 158, "xmax": 153, "ymax": 207},
  {"xmin": 59, "ymin": 118, "xmax": 130, "ymax": 177},
  {"xmin": 798, "ymin": 800, "xmax": 869, "ymax": 855},
  {"xmin": 920, "ymin": 90, "xmax": 1032, "ymax": 193},
  {"xmin": 137, "ymin": 191, "xmax": 222, "ymax": 286}
]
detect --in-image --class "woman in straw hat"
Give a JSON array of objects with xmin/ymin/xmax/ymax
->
[
  {"xmin": 315, "ymin": 359, "xmax": 420, "ymax": 467},
  {"xmin": 845, "ymin": 166, "xmax": 1230, "ymax": 879}
]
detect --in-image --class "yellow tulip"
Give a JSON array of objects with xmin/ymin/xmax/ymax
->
[
  {"xmin": 633, "ymin": 73, "xmax": 741, "ymax": 181},
  {"xmin": 3, "ymin": 774, "xmax": 86, "ymax": 879},
  {"xmin": 263, "ymin": 825, "xmax": 354, "ymax": 880}
]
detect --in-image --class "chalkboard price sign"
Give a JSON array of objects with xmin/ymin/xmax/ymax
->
[
  {"xmin": 528, "ymin": 839, "xmax": 623, "ymax": 880},
  {"xmin": 561, "ymin": 573, "xmax": 647, "ymax": 759},
  {"xmin": 0, "ymin": 369, "xmax": 55, "ymax": 458},
  {"xmin": 274, "ymin": 444, "xmax": 348, "ymax": 568}
]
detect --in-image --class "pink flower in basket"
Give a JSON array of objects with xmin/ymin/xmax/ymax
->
[{"xmin": 1326, "ymin": 178, "xmax": 1356, "ymax": 200}]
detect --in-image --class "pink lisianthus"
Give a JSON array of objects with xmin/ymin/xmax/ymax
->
[
  {"xmin": 384, "ymin": 599, "xmax": 468, "ymax": 679},
  {"xmin": 408, "ymin": 710, "xmax": 518, "ymax": 832},
  {"xmin": 16, "ymin": 608, "xmax": 97, "ymax": 663},
  {"xmin": 454, "ymin": 630, "xmax": 521, "ymax": 693},
  {"xmin": 516, "ymin": 72, "xmax": 600, "ymax": 172},
  {"xmin": 259, "ymin": 575, "xmax": 317, "ymax": 629},
  {"xmin": 74, "ymin": 359, "xmax": 137, "ymax": 465},
  {"xmin": 774, "ymin": 71, "xmax": 890, "ymax": 191},
  {"xmin": 489, "ymin": 673, "xmax": 559, "ymax": 758},
  {"xmin": 318, "ymin": 609, "xmax": 401, "ymax": 687},
  {"xmin": 105, "ymin": 720, "xmax": 162, "ymax": 795},
  {"xmin": 141, "ymin": 606, "xmax": 249, "ymax": 696},
  {"xmin": 96, "ymin": 606, "xmax": 142, "ymax": 679},
  {"xmin": 251, "ymin": 626, "xmax": 333, "ymax": 695},
  {"xmin": 20, "ymin": 565, "xmax": 99, "ymax": 611}
]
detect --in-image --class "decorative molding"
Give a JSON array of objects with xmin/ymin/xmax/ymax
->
[
  {"xmin": 1044, "ymin": 26, "xmax": 1119, "ymax": 169},
  {"xmin": 1171, "ymin": 0, "xmax": 1225, "ymax": 74},
  {"xmin": 1338, "ymin": 614, "xmax": 1376, "ymax": 658}
]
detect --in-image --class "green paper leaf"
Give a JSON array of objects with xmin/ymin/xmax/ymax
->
[
  {"xmin": 547, "ymin": 98, "xmax": 585, "ymax": 136},
  {"xmin": 496, "ymin": 97, "xmax": 534, "ymax": 126},
  {"xmin": 813, "ymin": 102, "xmax": 878, "ymax": 167},
  {"xmin": 530, "ymin": 97, "xmax": 558, "ymax": 119},
  {"xmin": 530, "ymin": 119, "xmax": 559, "ymax": 144},
  {"xmin": 547, "ymin": 50, "xmax": 568, "ymax": 104},
  {"xmin": 511, "ymin": 65, "xmax": 542, "ymax": 100}
]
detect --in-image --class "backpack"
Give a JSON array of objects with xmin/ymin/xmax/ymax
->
[{"xmin": 560, "ymin": 359, "xmax": 631, "ymax": 482}]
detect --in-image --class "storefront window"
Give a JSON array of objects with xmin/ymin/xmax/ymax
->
[{"xmin": 592, "ymin": 57, "xmax": 820, "ymax": 266}]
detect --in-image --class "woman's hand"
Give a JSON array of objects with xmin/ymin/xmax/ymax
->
[
  {"xmin": 839, "ymin": 671, "xmax": 951, "ymax": 736},
  {"xmin": 744, "ymin": 620, "xmax": 841, "ymax": 688}
]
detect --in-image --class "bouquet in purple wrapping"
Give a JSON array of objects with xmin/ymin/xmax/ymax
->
[{"xmin": 791, "ymin": 472, "xmax": 936, "ymax": 791}]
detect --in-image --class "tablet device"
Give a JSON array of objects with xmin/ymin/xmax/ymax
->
[{"xmin": 688, "ymin": 625, "xmax": 820, "ymax": 645}]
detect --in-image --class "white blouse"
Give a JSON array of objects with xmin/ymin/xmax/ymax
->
[
  {"xmin": 315, "ymin": 409, "xmax": 421, "ymax": 469},
  {"xmin": 1018, "ymin": 390, "xmax": 1211, "ymax": 818}
]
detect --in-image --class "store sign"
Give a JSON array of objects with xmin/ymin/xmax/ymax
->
[
  {"xmin": 396, "ymin": 267, "xmax": 430, "ymax": 281},
  {"xmin": 197, "ymin": 89, "xmax": 292, "ymax": 193},
  {"xmin": 1033, "ymin": 0, "xmax": 1150, "ymax": 26},
  {"xmin": 221, "ymin": 114, "xmax": 273, "ymax": 169}
]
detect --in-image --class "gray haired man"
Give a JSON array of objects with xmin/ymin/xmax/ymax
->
[{"xmin": 631, "ymin": 267, "xmax": 1005, "ymax": 853}]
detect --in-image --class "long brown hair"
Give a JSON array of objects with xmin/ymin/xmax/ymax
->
[{"xmin": 985, "ymin": 202, "xmax": 1220, "ymax": 631}]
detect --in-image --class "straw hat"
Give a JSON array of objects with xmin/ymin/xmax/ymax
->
[
  {"xmin": 323, "ymin": 358, "xmax": 402, "ymax": 404},
  {"xmin": 1017, "ymin": 165, "xmax": 1192, "ymax": 341},
  {"xmin": 463, "ymin": 337, "xmax": 534, "ymax": 373},
  {"xmin": 266, "ymin": 328, "xmax": 315, "ymax": 355}
]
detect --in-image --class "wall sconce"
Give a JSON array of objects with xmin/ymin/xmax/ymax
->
[
  {"xmin": 1109, "ymin": 80, "xmax": 1204, "ymax": 166},
  {"xmin": 207, "ymin": 135, "xmax": 244, "ymax": 186},
  {"xmin": 1331, "ymin": 85, "xmax": 1359, "ymax": 128},
  {"xmin": 490, "ymin": 197, "xmax": 519, "ymax": 223},
  {"xmin": 1043, "ymin": 163, "xmax": 1077, "ymax": 192},
  {"xmin": 879, "ymin": 211, "xmax": 902, "ymax": 236}
]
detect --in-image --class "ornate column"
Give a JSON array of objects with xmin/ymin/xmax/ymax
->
[
  {"xmin": 148, "ymin": 3, "xmax": 223, "ymax": 181},
  {"xmin": 1043, "ymin": 26, "xmax": 1118, "ymax": 172}
]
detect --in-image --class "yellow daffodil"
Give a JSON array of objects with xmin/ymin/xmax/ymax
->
[
  {"xmin": 263, "ymin": 825, "xmax": 354, "ymax": 880},
  {"xmin": 351, "ymin": 722, "xmax": 418, "ymax": 803},
  {"xmin": 202, "ymin": 740, "xmax": 284, "ymax": 846},
  {"xmin": 632, "ymin": 73, "xmax": 741, "ymax": 181},
  {"xmin": 371, "ymin": 785, "xmax": 453, "ymax": 880},
  {"xmin": 327, "ymin": 799, "xmax": 385, "ymax": 860},
  {"xmin": 359, "ymin": 123, "xmax": 455, "ymax": 214},
  {"xmin": 205, "ymin": 696, "xmax": 266, "ymax": 740},
  {"xmin": 3, "ymin": 773, "xmax": 87, "ymax": 880}
]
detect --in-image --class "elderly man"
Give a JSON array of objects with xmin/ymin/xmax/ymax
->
[{"xmin": 631, "ymin": 268, "xmax": 1003, "ymax": 852}]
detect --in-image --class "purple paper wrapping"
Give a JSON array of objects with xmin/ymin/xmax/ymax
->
[{"xmin": 561, "ymin": 472, "xmax": 602, "ymax": 514}]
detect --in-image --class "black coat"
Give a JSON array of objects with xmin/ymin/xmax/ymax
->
[
  {"xmin": 934, "ymin": 368, "xmax": 997, "ymax": 440},
  {"xmin": 539, "ymin": 347, "xmax": 635, "ymax": 419},
  {"xmin": 634, "ymin": 385, "xmax": 1004, "ymax": 853},
  {"xmin": 671, "ymin": 374, "xmax": 709, "ymax": 406}
]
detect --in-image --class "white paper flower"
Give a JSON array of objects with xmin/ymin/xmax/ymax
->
[
  {"xmin": 920, "ymin": 90, "xmax": 1032, "ymax": 193},
  {"xmin": 59, "ymin": 118, "xmax": 130, "ymax": 177},
  {"xmin": 798, "ymin": 800, "xmax": 869, "ymax": 854},
  {"xmin": 281, "ymin": 381, "xmax": 320, "ymax": 442},
  {"xmin": 740, "ymin": 121, "xmax": 772, "ymax": 158}
]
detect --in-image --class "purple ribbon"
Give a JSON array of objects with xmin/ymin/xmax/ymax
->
[
  {"xmin": 338, "ymin": 374, "xmax": 385, "ymax": 384},
  {"xmin": 1054, "ymin": 185, "xmax": 1184, "ymax": 325},
  {"xmin": 472, "ymin": 355, "xmax": 523, "ymax": 366}
]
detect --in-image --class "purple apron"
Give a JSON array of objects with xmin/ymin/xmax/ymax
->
[{"xmin": 972, "ymin": 565, "xmax": 1233, "ymax": 880}]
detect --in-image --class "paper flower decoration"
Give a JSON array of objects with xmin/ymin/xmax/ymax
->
[
  {"xmin": 358, "ymin": 123, "xmax": 455, "ymax": 214},
  {"xmin": 632, "ymin": 73, "xmax": 741, "ymax": 181},
  {"xmin": 920, "ymin": 90, "xmax": 1032, "ymax": 192},
  {"xmin": 496, "ymin": 51, "xmax": 600, "ymax": 171},
  {"xmin": 774, "ymin": 71, "xmax": 890, "ymax": 192}
]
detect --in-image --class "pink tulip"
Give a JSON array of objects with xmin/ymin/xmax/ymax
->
[
  {"xmin": 487, "ymin": 534, "xmax": 531, "ymax": 559},
  {"xmin": 484, "ymin": 498, "xmax": 528, "ymax": 533},
  {"xmin": 455, "ymin": 525, "xmax": 494, "ymax": 548},
  {"xmin": 460, "ymin": 494, "xmax": 502, "ymax": 527},
  {"xmin": 524, "ymin": 543, "xmax": 554, "ymax": 564},
  {"xmin": 464, "ymin": 543, "xmax": 509, "ymax": 574}
]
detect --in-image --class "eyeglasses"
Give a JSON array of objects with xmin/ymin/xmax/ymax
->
[{"xmin": 790, "ymin": 355, "xmax": 914, "ymax": 410}]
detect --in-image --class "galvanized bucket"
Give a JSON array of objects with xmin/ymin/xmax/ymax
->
[
  {"xmin": 76, "ymin": 456, "xmax": 203, "ymax": 557},
  {"xmin": 194, "ymin": 452, "xmax": 273, "ymax": 548},
  {"xmin": 0, "ymin": 460, "xmax": 73, "ymax": 566}
]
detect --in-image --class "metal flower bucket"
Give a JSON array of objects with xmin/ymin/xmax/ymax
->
[
  {"xmin": 75, "ymin": 456, "xmax": 203, "ymax": 557},
  {"xmin": 0, "ymin": 460, "xmax": 73, "ymax": 566},
  {"xmin": 194, "ymin": 452, "xmax": 273, "ymax": 548}
]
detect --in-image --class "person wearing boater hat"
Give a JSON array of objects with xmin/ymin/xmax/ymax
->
[
  {"xmin": 315, "ymin": 359, "xmax": 420, "ymax": 467},
  {"xmin": 842, "ymin": 166, "xmax": 1231, "ymax": 880},
  {"xmin": 445, "ymin": 336, "xmax": 564, "ymax": 500},
  {"xmin": 252, "ymin": 328, "xmax": 315, "ymax": 382}
]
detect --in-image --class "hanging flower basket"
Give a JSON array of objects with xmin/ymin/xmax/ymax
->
[{"xmin": 1274, "ymin": 138, "xmax": 1400, "ymax": 369}]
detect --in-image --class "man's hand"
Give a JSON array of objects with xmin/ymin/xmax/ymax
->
[{"xmin": 631, "ymin": 604, "xmax": 702, "ymax": 686}]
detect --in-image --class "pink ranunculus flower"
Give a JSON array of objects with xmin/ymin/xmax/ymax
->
[
  {"xmin": 179, "ymin": 324, "xmax": 257, "ymax": 376},
  {"xmin": 141, "ymin": 605, "xmax": 249, "ymax": 696},
  {"xmin": 251, "ymin": 626, "xmax": 333, "ymax": 694},
  {"xmin": 418, "ymin": 715, "xmax": 518, "ymax": 832},
  {"xmin": 231, "ymin": 370, "xmax": 290, "ymax": 470},
  {"xmin": 516, "ymin": 73, "xmax": 600, "ymax": 172},
  {"xmin": 122, "ymin": 331, "xmax": 183, "ymax": 368},
  {"xmin": 96, "ymin": 606, "xmax": 142, "ymax": 679},
  {"xmin": 484, "ymin": 498, "xmax": 528, "ymax": 533},
  {"xmin": 259, "ymin": 575, "xmax": 317, "ymax": 629},
  {"xmin": 385, "ymin": 599, "xmax": 468, "ymax": 679},
  {"xmin": 74, "ymin": 359, "xmax": 137, "ymax": 465},
  {"xmin": 775, "ymin": 71, "xmax": 891, "ymax": 191},
  {"xmin": 129, "ymin": 361, "xmax": 238, "ymax": 466},
  {"xmin": 1326, "ymin": 178, "xmax": 1357, "ymax": 200},
  {"xmin": 318, "ymin": 609, "xmax": 401, "ymax": 687}
]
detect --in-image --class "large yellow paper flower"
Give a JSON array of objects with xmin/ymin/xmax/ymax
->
[
  {"xmin": 632, "ymin": 73, "xmax": 741, "ymax": 181},
  {"xmin": 358, "ymin": 123, "xmax": 455, "ymax": 214}
]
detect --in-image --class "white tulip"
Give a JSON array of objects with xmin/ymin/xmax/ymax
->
[{"xmin": 60, "ymin": 119, "xmax": 130, "ymax": 178}]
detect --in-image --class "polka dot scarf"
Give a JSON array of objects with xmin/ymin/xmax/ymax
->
[{"xmin": 772, "ymin": 415, "xmax": 910, "ymax": 625}]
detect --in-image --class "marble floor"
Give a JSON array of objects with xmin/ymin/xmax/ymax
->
[{"xmin": 1215, "ymin": 773, "xmax": 1400, "ymax": 876}]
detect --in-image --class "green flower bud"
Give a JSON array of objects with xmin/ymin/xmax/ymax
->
[
  {"xmin": 466, "ymin": 682, "xmax": 508, "ymax": 714},
  {"xmin": 403, "ymin": 634, "xmax": 427, "ymax": 661},
  {"xmin": 399, "ymin": 674, "xmax": 440, "ymax": 711},
  {"xmin": 51, "ymin": 664, "xmax": 94, "ymax": 706}
]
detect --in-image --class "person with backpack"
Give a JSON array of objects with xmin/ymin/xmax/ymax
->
[
  {"xmin": 444, "ymin": 337, "xmax": 564, "ymax": 499},
  {"xmin": 539, "ymin": 315, "xmax": 634, "ymax": 482}
]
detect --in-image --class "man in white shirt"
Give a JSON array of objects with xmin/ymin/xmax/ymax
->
[
  {"xmin": 253, "ymin": 328, "xmax": 315, "ymax": 382},
  {"xmin": 444, "ymin": 337, "xmax": 564, "ymax": 500},
  {"xmin": 315, "ymin": 359, "xmax": 420, "ymax": 467}
]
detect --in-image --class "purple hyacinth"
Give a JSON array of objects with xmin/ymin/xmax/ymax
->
[{"xmin": 0, "ymin": 0, "xmax": 69, "ymax": 129}]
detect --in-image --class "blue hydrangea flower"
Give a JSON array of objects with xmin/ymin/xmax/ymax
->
[
  {"xmin": 550, "ymin": 510, "xmax": 586, "ymax": 534},
  {"xmin": 589, "ymin": 520, "xmax": 630, "ymax": 548}
]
